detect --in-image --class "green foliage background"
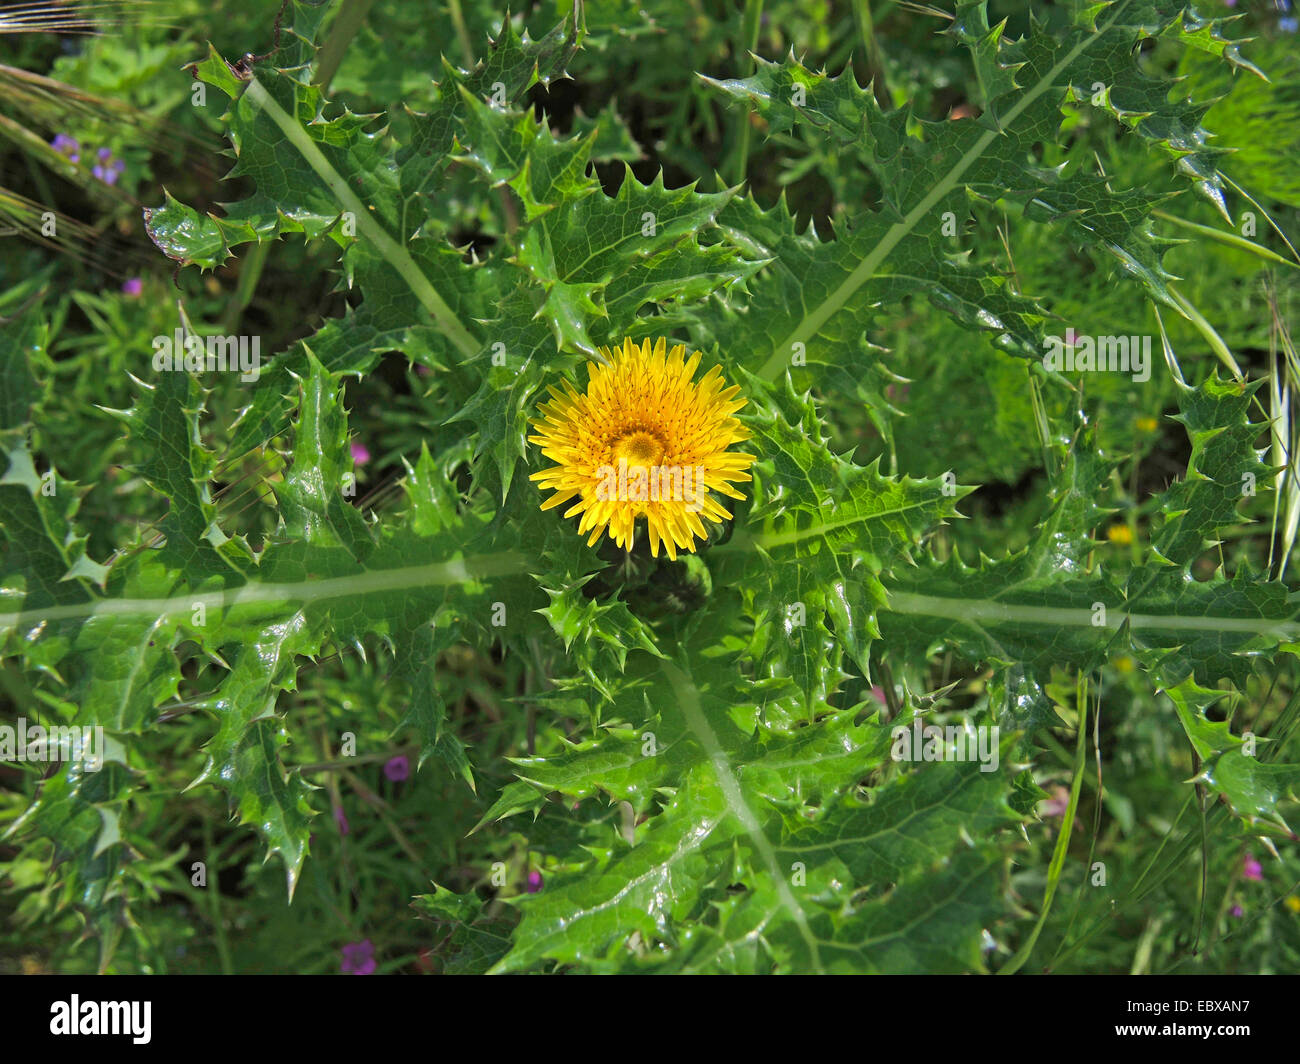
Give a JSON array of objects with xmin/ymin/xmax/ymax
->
[{"xmin": 2, "ymin": 0, "xmax": 1300, "ymax": 974}]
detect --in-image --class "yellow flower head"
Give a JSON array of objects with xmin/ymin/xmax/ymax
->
[{"xmin": 528, "ymin": 337, "xmax": 756, "ymax": 560}]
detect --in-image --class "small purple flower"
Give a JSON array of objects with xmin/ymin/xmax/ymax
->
[
  {"xmin": 383, "ymin": 754, "xmax": 409, "ymax": 782},
  {"xmin": 1231, "ymin": 904, "xmax": 1243, "ymax": 918},
  {"xmin": 333, "ymin": 804, "xmax": 350, "ymax": 836},
  {"xmin": 526, "ymin": 870, "xmax": 543, "ymax": 893},
  {"xmin": 121, "ymin": 277, "xmax": 143, "ymax": 297},
  {"xmin": 350, "ymin": 440, "xmax": 370, "ymax": 466},
  {"xmin": 91, "ymin": 151, "xmax": 125, "ymax": 185},
  {"xmin": 340, "ymin": 939, "xmax": 376, "ymax": 975},
  {"xmin": 1281, "ymin": 16, "xmax": 1299, "ymax": 32},
  {"xmin": 1243, "ymin": 854, "xmax": 1263, "ymax": 881},
  {"xmin": 51, "ymin": 133, "xmax": 79, "ymax": 163}
]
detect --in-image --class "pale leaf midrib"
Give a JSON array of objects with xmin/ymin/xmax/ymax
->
[
  {"xmin": 6, "ymin": 556, "xmax": 1296, "ymax": 643},
  {"xmin": 243, "ymin": 77, "xmax": 479, "ymax": 359},
  {"xmin": 663, "ymin": 659, "xmax": 825, "ymax": 973},
  {"xmin": 883, "ymin": 589, "xmax": 1300, "ymax": 639},
  {"xmin": 758, "ymin": 2, "xmax": 1129, "ymax": 379},
  {"xmin": 0, "ymin": 551, "xmax": 526, "ymax": 630}
]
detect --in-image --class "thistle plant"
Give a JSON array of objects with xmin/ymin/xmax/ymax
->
[{"xmin": 2, "ymin": 0, "xmax": 1300, "ymax": 977}]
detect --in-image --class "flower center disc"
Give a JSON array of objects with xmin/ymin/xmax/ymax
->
[{"xmin": 611, "ymin": 430, "xmax": 666, "ymax": 468}]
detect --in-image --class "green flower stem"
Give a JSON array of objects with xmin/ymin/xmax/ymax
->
[
  {"xmin": 1168, "ymin": 286, "xmax": 1244, "ymax": 381},
  {"xmin": 999, "ymin": 676, "xmax": 1089, "ymax": 975},
  {"xmin": 312, "ymin": 0, "xmax": 379, "ymax": 94},
  {"xmin": 729, "ymin": 0, "xmax": 764, "ymax": 186},
  {"xmin": 1153, "ymin": 208, "xmax": 1300, "ymax": 271},
  {"xmin": 202, "ymin": 818, "xmax": 234, "ymax": 975},
  {"xmin": 446, "ymin": 0, "xmax": 476, "ymax": 67}
]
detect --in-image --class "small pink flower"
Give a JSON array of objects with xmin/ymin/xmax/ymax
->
[
  {"xmin": 340, "ymin": 939, "xmax": 375, "ymax": 975},
  {"xmin": 1040, "ymin": 785, "xmax": 1071, "ymax": 818},
  {"xmin": 121, "ymin": 277, "xmax": 143, "ymax": 297},
  {"xmin": 333, "ymin": 804, "xmax": 350, "ymax": 836},
  {"xmin": 350, "ymin": 440, "xmax": 370, "ymax": 466},
  {"xmin": 526, "ymin": 870, "xmax": 543, "ymax": 893},
  {"xmin": 1243, "ymin": 855, "xmax": 1263, "ymax": 882},
  {"xmin": 1231, "ymin": 904, "xmax": 1243, "ymax": 917},
  {"xmin": 384, "ymin": 755, "xmax": 409, "ymax": 782}
]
